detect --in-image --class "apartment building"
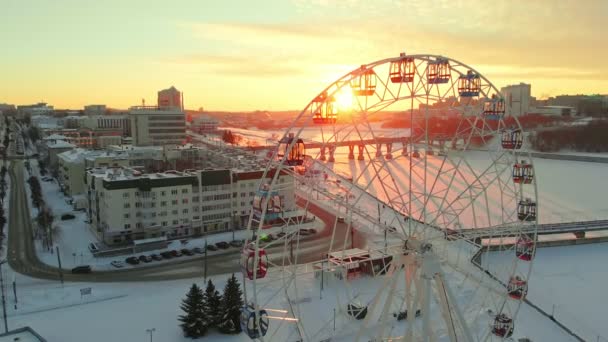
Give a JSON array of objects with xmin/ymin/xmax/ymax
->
[{"xmin": 86, "ymin": 167, "xmax": 295, "ymax": 245}]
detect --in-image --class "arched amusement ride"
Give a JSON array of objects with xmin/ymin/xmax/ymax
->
[{"xmin": 240, "ymin": 53, "xmax": 538, "ymax": 341}]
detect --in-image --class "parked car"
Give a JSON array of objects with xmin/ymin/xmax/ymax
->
[
  {"xmin": 170, "ymin": 250, "xmax": 183, "ymax": 257},
  {"xmin": 181, "ymin": 248, "xmax": 194, "ymax": 256},
  {"xmin": 192, "ymin": 247, "xmax": 204, "ymax": 254},
  {"xmin": 206, "ymin": 244, "xmax": 218, "ymax": 252},
  {"xmin": 61, "ymin": 213, "xmax": 76, "ymax": 220},
  {"xmin": 150, "ymin": 254, "xmax": 163, "ymax": 261},
  {"xmin": 88, "ymin": 242, "xmax": 100, "ymax": 253},
  {"xmin": 125, "ymin": 257, "xmax": 140, "ymax": 265},
  {"xmin": 337, "ymin": 216, "xmax": 345, "ymax": 223},
  {"xmin": 215, "ymin": 241, "xmax": 230, "ymax": 250},
  {"xmin": 229, "ymin": 240, "xmax": 244, "ymax": 248},
  {"xmin": 299, "ymin": 229, "xmax": 313, "ymax": 236},
  {"xmin": 305, "ymin": 228, "xmax": 317, "ymax": 235},
  {"xmin": 110, "ymin": 261, "xmax": 124, "ymax": 268},
  {"xmin": 260, "ymin": 234, "xmax": 274, "ymax": 243},
  {"xmin": 138, "ymin": 255, "xmax": 152, "ymax": 263},
  {"xmin": 71, "ymin": 265, "xmax": 92, "ymax": 274},
  {"xmin": 160, "ymin": 251, "xmax": 173, "ymax": 259}
]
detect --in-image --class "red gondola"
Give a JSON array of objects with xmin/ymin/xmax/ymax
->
[
  {"xmin": 312, "ymin": 92, "xmax": 337, "ymax": 125},
  {"xmin": 458, "ymin": 70, "xmax": 481, "ymax": 97},
  {"xmin": 427, "ymin": 58, "xmax": 450, "ymax": 84},
  {"xmin": 501, "ymin": 129, "xmax": 523, "ymax": 149},
  {"xmin": 483, "ymin": 95, "xmax": 505, "ymax": 119},
  {"xmin": 515, "ymin": 234, "xmax": 535, "ymax": 261},
  {"xmin": 512, "ymin": 160, "xmax": 534, "ymax": 184},
  {"xmin": 492, "ymin": 313, "xmax": 514, "ymax": 338},
  {"xmin": 278, "ymin": 133, "xmax": 306, "ymax": 166},
  {"xmin": 241, "ymin": 243, "xmax": 268, "ymax": 280},
  {"xmin": 390, "ymin": 54, "xmax": 415, "ymax": 83},
  {"xmin": 507, "ymin": 276, "xmax": 528, "ymax": 300},
  {"xmin": 517, "ymin": 199, "xmax": 537, "ymax": 222},
  {"xmin": 351, "ymin": 66, "xmax": 377, "ymax": 96}
]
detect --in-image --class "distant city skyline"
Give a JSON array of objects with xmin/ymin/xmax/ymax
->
[{"xmin": 1, "ymin": 0, "xmax": 607, "ymax": 111}]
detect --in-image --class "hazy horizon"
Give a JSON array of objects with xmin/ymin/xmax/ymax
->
[{"xmin": 2, "ymin": 0, "xmax": 607, "ymax": 111}]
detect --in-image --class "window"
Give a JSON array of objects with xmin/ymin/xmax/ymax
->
[
  {"xmin": 162, "ymin": 221, "xmax": 167, "ymax": 227},
  {"xmin": 181, "ymin": 218, "xmax": 189, "ymax": 224},
  {"xmin": 160, "ymin": 201, "xmax": 167, "ymax": 207},
  {"xmin": 136, "ymin": 212, "xmax": 141, "ymax": 217},
  {"xmin": 192, "ymin": 196, "xmax": 199, "ymax": 203},
  {"xmin": 124, "ymin": 213, "xmax": 130, "ymax": 219},
  {"xmin": 171, "ymin": 189, "xmax": 178, "ymax": 195},
  {"xmin": 160, "ymin": 211, "xmax": 167, "ymax": 217},
  {"xmin": 172, "ymin": 219, "xmax": 179, "ymax": 225},
  {"xmin": 172, "ymin": 200, "xmax": 178, "ymax": 205},
  {"xmin": 151, "ymin": 212, "xmax": 156, "ymax": 218},
  {"xmin": 135, "ymin": 192, "xmax": 140, "ymax": 196},
  {"xmin": 124, "ymin": 203, "xmax": 130, "ymax": 209},
  {"xmin": 193, "ymin": 207, "xmax": 199, "ymax": 212},
  {"xmin": 135, "ymin": 202, "xmax": 142, "ymax": 208},
  {"xmin": 136, "ymin": 222, "xmax": 142, "ymax": 229},
  {"xmin": 123, "ymin": 192, "xmax": 129, "ymax": 198},
  {"xmin": 182, "ymin": 209, "xmax": 188, "ymax": 214},
  {"xmin": 182, "ymin": 189, "xmax": 188, "ymax": 194},
  {"xmin": 161, "ymin": 191, "xmax": 166, "ymax": 196},
  {"xmin": 172, "ymin": 210, "xmax": 178, "ymax": 215},
  {"xmin": 124, "ymin": 223, "xmax": 131, "ymax": 229},
  {"xmin": 182, "ymin": 198, "xmax": 188, "ymax": 204}
]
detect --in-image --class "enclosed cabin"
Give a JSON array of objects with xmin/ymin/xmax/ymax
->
[
  {"xmin": 389, "ymin": 53, "xmax": 416, "ymax": 83},
  {"xmin": 517, "ymin": 199, "xmax": 537, "ymax": 221},
  {"xmin": 253, "ymin": 183, "xmax": 283, "ymax": 221},
  {"xmin": 483, "ymin": 94, "xmax": 505, "ymax": 120},
  {"xmin": 507, "ymin": 276, "xmax": 528, "ymax": 300},
  {"xmin": 515, "ymin": 234, "xmax": 536, "ymax": 261},
  {"xmin": 501, "ymin": 129, "xmax": 523, "ymax": 149},
  {"xmin": 412, "ymin": 149, "xmax": 421, "ymax": 158},
  {"xmin": 240, "ymin": 304, "xmax": 269, "ymax": 339},
  {"xmin": 351, "ymin": 66, "xmax": 377, "ymax": 96},
  {"xmin": 241, "ymin": 243, "xmax": 268, "ymax": 280},
  {"xmin": 278, "ymin": 133, "xmax": 306, "ymax": 166},
  {"xmin": 427, "ymin": 57, "xmax": 451, "ymax": 84},
  {"xmin": 458, "ymin": 70, "xmax": 481, "ymax": 97},
  {"xmin": 513, "ymin": 160, "xmax": 534, "ymax": 184},
  {"xmin": 312, "ymin": 92, "xmax": 337, "ymax": 125},
  {"xmin": 492, "ymin": 314, "xmax": 514, "ymax": 338}
]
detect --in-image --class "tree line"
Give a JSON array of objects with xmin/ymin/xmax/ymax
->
[
  {"xmin": 26, "ymin": 171, "xmax": 56, "ymax": 250},
  {"xmin": 179, "ymin": 274, "xmax": 244, "ymax": 338},
  {"xmin": 530, "ymin": 119, "xmax": 608, "ymax": 152}
]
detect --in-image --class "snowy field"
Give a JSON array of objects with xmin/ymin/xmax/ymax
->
[{"xmin": 484, "ymin": 243, "xmax": 608, "ymax": 342}]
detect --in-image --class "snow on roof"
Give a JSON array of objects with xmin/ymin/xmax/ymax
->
[
  {"xmin": 0, "ymin": 326, "xmax": 46, "ymax": 342},
  {"xmin": 89, "ymin": 167, "xmax": 190, "ymax": 182},
  {"xmin": 43, "ymin": 133, "xmax": 68, "ymax": 140},
  {"xmin": 59, "ymin": 149, "xmax": 129, "ymax": 163},
  {"xmin": 47, "ymin": 140, "xmax": 75, "ymax": 149}
]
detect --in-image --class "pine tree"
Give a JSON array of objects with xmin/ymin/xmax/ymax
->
[
  {"xmin": 178, "ymin": 283, "xmax": 208, "ymax": 338},
  {"xmin": 218, "ymin": 274, "xmax": 244, "ymax": 334},
  {"xmin": 203, "ymin": 279, "xmax": 222, "ymax": 328}
]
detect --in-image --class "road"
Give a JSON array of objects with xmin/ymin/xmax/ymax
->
[{"xmin": 7, "ymin": 159, "xmax": 350, "ymax": 282}]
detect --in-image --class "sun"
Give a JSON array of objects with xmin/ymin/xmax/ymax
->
[{"xmin": 335, "ymin": 88, "xmax": 354, "ymax": 111}]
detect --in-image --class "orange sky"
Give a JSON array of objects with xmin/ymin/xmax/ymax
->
[{"xmin": 1, "ymin": 0, "xmax": 607, "ymax": 111}]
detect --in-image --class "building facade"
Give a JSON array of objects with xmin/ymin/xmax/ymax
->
[
  {"xmin": 500, "ymin": 83, "xmax": 531, "ymax": 117},
  {"xmin": 157, "ymin": 86, "xmax": 182, "ymax": 110},
  {"xmin": 129, "ymin": 106, "xmax": 186, "ymax": 146},
  {"xmin": 86, "ymin": 167, "xmax": 295, "ymax": 245}
]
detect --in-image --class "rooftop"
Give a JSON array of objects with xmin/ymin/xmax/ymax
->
[
  {"xmin": 0, "ymin": 327, "xmax": 46, "ymax": 342},
  {"xmin": 43, "ymin": 134, "xmax": 68, "ymax": 140},
  {"xmin": 47, "ymin": 140, "xmax": 75, "ymax": 149}
]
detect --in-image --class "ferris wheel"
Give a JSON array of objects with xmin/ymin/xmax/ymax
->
[{"xmin": 240, "ymin": 53, "xmax": 538, "ymax": 341}]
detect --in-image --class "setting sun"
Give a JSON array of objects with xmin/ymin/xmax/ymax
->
[{"xmin": 335, "ymin": 88, "xmax": 354, "ymax": 111}]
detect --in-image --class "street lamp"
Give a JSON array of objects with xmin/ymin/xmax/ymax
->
[
  {"xmin": 145, "ymin": 328, "xmax": 156, "ymax": 342},
  {"xmin": 0, "ymin": 259, "xmax": 8, "ymax": 333}
]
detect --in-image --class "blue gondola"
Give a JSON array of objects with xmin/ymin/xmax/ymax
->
[{"xmin": 241, "ymin": 305, "xmax": 269, "ymax": 339}]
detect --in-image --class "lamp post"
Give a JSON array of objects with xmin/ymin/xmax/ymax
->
[
  {"xmin": 0, "ymin": 259, "xmax": 8, "ymax": 333},
  {"xmin": 145, "ymin": 328, "xmax": 155, "ymax": 342}
]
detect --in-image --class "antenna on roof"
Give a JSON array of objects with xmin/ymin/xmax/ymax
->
[{"xmin": 142, "ymin": 98, "xmax": 145, "ymax": 107}]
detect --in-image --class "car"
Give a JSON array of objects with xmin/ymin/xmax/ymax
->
[
  {"xmin": 306, "ymin": 228, "xmax": 317, "ymax": 234},
  {"xmin": 260, "ymin": 234, "xmax": 274, "ymax": 243},
  {"xmin": 71, "ymin": 265, "xmax": 92, "ymax": 274},
  {"xmin": 337, "ymin": 216, "xmax": 345, "ymax": 223},
  {"xmin": 299, "ymin": 229, "xmax": 313, "ymax": 236},
  {"xmin": 61, "ymin": 213, "xmax": 76, "ymax": 220},
  {"xmin": 181, "ymin": 248, "xmax": 194, "ymax": 256},
  {"xmin": 110, "ymin": 261, "xmax": 124, "ymax": 268},
  {"xmin": 215, "ymin": 241, "xmax": 230, "ymax": 250},
  {"xmin": 125, "ymin": 256, "xmax": 140, "ymax": 265},
  {"xmin": 160, "ymin": 251, "xmax": 173, "ymax": 259},
  {"xmin": 138, "ymin": 255, "xmax": 152, "ymax": 263},
  {"xmin": 229, "ymin": 240, "xmax": 244, "ymax": 248},
  {"xmin": 170, "ymin": 250, "xmax": 183, "ymax": 257},
  {"xmin": 206, "ymin": 244, "xmax": 218, "ymax": 252},
  {"xmin": 150, "ymin": 254, "xmax": 163, "ymax": 261},
  {"xmin": 88, "ymin": 242, "xmax": 99, "ymax": 253},
  {"xmin": 192, "ymin": 247, "xmax": 204, "ymax": 254}
]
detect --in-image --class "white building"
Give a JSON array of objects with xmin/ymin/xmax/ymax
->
[
  {"xmin": 192, "ymin": 115, "xmax": 219, "ymax": 133},
  {"xmin": 86, "ymin": 167, "xmax": 295, "ymax": 245},
  {"xmin": 500, "ymin": 83, "xmax": 531, "ymax": 117},
  {"xmin": 84, "ymin": 104, "xmax": 107, "ymax": 116},
  {"xmin": 129, "ymin": 106, "xmax": 186, "ymax": 146},
  {"xmin": 529, "ymin": 105, "xmax": 576, "ymax": 116}
]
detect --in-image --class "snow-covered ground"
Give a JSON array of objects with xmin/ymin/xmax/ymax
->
[{"xmin": 484, "ymin": 243, "xmax": 608, "ymax": 341}]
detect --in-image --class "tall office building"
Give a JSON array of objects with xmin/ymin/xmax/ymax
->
[
  {"xmin": 157, "ymin": 86, "xmax": 183, "ymax": 110},
  {"xmin": 129, "ymin": 106, "xmax": 186, "ymax": 146},
  {"xmin": 500, "ymin": 83, "xmax": 531, "ymax": 117}
]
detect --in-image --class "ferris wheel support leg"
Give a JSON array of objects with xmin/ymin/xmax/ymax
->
[{"xmin": 421, "ymin": 274, "xmax": 432, "ymax": 342}]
